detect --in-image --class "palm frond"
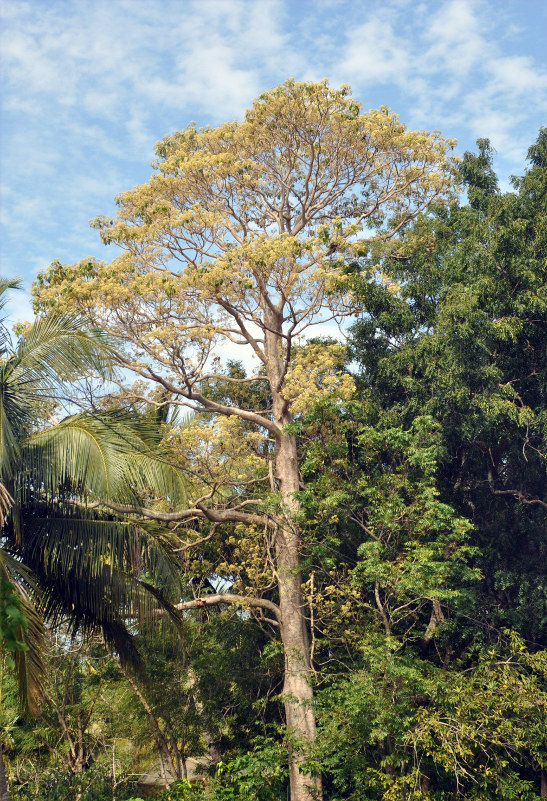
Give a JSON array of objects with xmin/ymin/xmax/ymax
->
[
  {"xmin": 12, "ymin": 313, "xmax": 115, "ymax": 398},
  {"xmin": 0, "ymin": 277, "xmax": 23, "ymax": 306},
  {"xmin": 0, "ymin": 549, "xmax": 45, "ymax": 717},
  {"xmin": 0, "ymin": 482, "xmax": 13, "ymax": 526},
  {"xmin": 23, "ymin": 414, "xmax": 131, "ymax": 501},
  {"xmin": 0, "ymin": 284, "xmax": 190, "ymax": 686},
  {"xmin": 0, "ymin": 277, "xmax": 23, "ymax": 355},
  {"xmin": 138, "ymin": 579, "xmax": 185, "ymax": 637},
  {"xmin": 16, "ymin": 514, "xmax": 182, "ymax": 668},
  {"xmin": 0, "ymin": 310, "xmax": 117, "ymax": 478},
  {"xmin": 23, "ymin": 411, "xmax": 188, "ymax": 505},
  {"xmin": 0, "ymin": 370, "xmax": 27, "ymax": 479},
  {"xmin": 20, "ymin": 515, "xmax": 181, "ymax": 593},
  {"xmin": 14, "ymin": 587, "xmax": 45, "ymax": 717}
]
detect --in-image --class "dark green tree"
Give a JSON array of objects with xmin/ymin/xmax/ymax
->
[
  {"xmin": 300, "ymin": 132, "xmax": 547, "ymax": 799},
  {"xmin": 350, "ymin": 130, "xmax": 547, "ymax": 645}
]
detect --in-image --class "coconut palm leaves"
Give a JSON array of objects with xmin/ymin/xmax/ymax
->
[
  {"xmin": 23, "ymin": 410, "xmax": 187, "ymax": 506},
  {"xmin": 0, "ymin": 280, "xmax": 186, "ymax": 715},
  {"xmin": 0, "ymin": 551, "xmax": 43, "ymax": 717}
]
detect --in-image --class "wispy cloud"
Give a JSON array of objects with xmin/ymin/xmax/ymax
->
[
  {"xmin": 1, "ymin": 0, "xmax": 546, "ymax": 315},
  {"xmin": 331, "ymin": 0, "xmax": 547, "ymax": 160}
]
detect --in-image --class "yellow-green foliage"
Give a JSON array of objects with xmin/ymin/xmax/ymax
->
[
  {"xmin": 283, "ymin": 343, "xmax": 355, "ymax": 413},
  {"xmin": 33, "ymin": 80, "xmax": 456, "ymax": 423}
]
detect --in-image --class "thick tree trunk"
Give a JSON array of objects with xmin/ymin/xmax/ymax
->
[
  {"xmin": 263, "ymin": 303, "xmax": 321, "ymax": 801},
  {"xmin": 275, "ymin": 433, "xmax": 321, "ymax": 801}
]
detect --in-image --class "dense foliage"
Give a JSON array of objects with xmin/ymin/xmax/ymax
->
[{"xmin": 1, "ymin": 84, "xmax": 545, "ymax": 800}]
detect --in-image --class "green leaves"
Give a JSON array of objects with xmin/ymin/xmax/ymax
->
[
  {"xmin": 315, "ymin": 636, "xmax": 547, "ymax": 800},
  {"xmin": 0, "ymin": 578, "xmax": 28, "ymax": 652},
  {"xmin": 305, "ymin": 131, "xmax": 547, "ymax": 798},
  {"xmin": 0, "ymin": 552, "xmax": 44, "ymax": 716},
  {"xmin": 210, "ymin": 743, "xmax": 289, "ymax": 801},
  {"xmin": 23, "ymin": 410, "xmax": 187, "ymax": 506},
  {"xmin": 0, "ymin": 286, "xmax": 192, "ymax": 715},
  {"xmin": 349, "ymin": 130, "xmax": 547, "ymax": 643},
  {"xmin": 0, "ymin": 311, "xmax": 114, "ymax": 482}
]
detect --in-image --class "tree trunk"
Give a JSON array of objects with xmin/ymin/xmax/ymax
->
[
  {"xmin": 264, "ymin": 302, "xmax": 321, "ymax": 801},
  {"xmin": 0, "ymin": 744, "xmax": 10, "ymax": 801},
  {"xmin": 275, "ymin": 432, "xmax": 321, "ymax": 801}
]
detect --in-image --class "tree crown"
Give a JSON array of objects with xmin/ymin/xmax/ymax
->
[{"xmin": 34, "ymin": 80, "xmax": 457, "ymax": 422}]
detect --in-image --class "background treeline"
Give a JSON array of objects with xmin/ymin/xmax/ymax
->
[{"xmin": 1, "ymin": 130, "xmax": 546, "ymax": 801}]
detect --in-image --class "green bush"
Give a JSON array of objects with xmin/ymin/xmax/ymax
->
[{"xmin": 18, "ymin": 764, "xmax": 138, "ymax": 801}]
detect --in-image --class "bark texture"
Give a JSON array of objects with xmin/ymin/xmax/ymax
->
[
  {"xmin": 276, "ymin": 440, "xmax": 320, "ymax": 799},
  {"xmin": 269, "ymin": 311, "xmax": 321, "ymax": 801}
]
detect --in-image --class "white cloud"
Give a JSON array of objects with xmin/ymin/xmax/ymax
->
[
  {"xmin": 329, "ymin": 0, "xmax": 547, "ymax": 155},
  {"xmin": 422, "ymin": 0, "xmax": 485, "ymax": 77},
  {"xmin": 4, "ymin": 286, "xmax": 35, "ymax": 326},
  {"xmin": 486, "ymin": 55, "xmax": 547, "ymax": 96},
  {"xmin": 1, "ymin": 0, "xmax": 546, "ymax": 318},
  {"xmin": 335, "ymin": 17, "xmax": 409, "ymax": 87}
]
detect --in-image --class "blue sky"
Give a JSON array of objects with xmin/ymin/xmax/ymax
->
[{"xmin": 1, "ymin": 0, "xmax": 546, "ymax": 323}]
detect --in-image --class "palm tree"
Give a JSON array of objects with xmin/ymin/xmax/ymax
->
[{"xmin": 0, "ymin": 280, "xmax": 186, "ymax": 719}]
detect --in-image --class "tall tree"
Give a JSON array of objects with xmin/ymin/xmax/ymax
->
[
  {"xmin": 338, "ymin": 130, "xmax": 547, "ymax": 798},
  {"xmin": 350, "ymin": 130, "xmax": 547, "ymax": 645},
  {"xmin": 34, "ymin": 80, "xmax": 456, "ymax": 801}
]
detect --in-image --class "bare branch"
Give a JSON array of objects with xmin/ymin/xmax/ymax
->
[
  {"xmin": 490, "ymin": 487, "xmax": 547, "ymax": 510},
  {"xmin": 175, "ymin": 593, "xmax": 281, "ymax": 623},
  {"xmin": 374, "ymin": 582, "xmax": 391, "ymax": 636},
  {"xmin": 93, "ymin": 500, "xmax": 273, "ymax": 528}
]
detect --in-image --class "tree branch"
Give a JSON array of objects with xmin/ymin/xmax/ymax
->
[
  {"xmin": 175, "ymin": 593, "xmax": 281, "ymax": 623},
  {"xmin": 93, "ymin": 500, "xmax": 273, "ymax": 528},
  {"xmin": 489, "ymin": 486, "xmax": 547, "ymax": 510},
  {"xmin": 137, "ymin": 364, "xmax": 281, "ymax": 437}
]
